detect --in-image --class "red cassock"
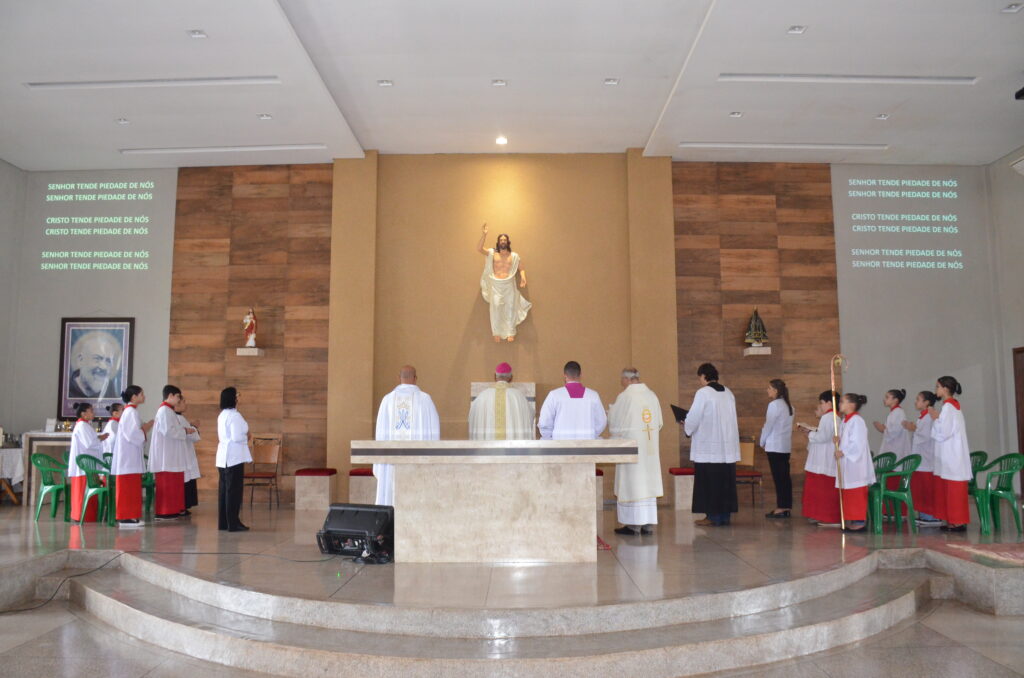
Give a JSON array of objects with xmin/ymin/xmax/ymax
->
[
  {"xmin": 115, "ymin": 473, "xmax": 143, "ymax": 520},
  {"xmin": 932, "ymin": 476, "xmax": 969, "ymax": 525},
  {"xmin": 69, "ymin": 474, "xmax": 99, "ymax": 522},
  {"xmin": 154, "ymin": 471, "xmax": 185, "ymax": 515},
  {"xmin": 840, "ymin": 486, "xmax": 869, "ymax": 522},
  {"xmin": 802, "ymin": 471, "xmax": 840, "ymax": 523}
]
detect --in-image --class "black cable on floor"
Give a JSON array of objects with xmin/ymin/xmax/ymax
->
[{"xmin": 0, "ymin": 551, "xmax": 124, "ymax": 615}]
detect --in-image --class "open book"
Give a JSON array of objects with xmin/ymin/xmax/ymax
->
[
  {"xmin": 670, "ymin": 404, "xmax": 689, "ymax": 423},
  {"xmin": 796, "ymin": 422, "xmax": 817, "ymax": 432}
]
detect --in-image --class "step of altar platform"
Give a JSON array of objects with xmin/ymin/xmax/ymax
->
[
  {"xmin": 67, "ymin": 565, "xmax": 939, "ymax": 678},
  {"xmin": 116, "ymin": 551, "xmax": 887, "ymax": 639}
]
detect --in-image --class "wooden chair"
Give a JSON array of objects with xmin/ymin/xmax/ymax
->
[{"xmin": 244, "ymin": 434, "xmax": 282, "ymax": 508}]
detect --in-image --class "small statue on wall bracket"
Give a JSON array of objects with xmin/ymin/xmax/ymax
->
[
  {"xmin": 243, "ymin": 307, "xmax": 258, "ymax": 348},
  {"xmin": 744, "ymin": 307, "xmax": 768, "ymax": 347}
]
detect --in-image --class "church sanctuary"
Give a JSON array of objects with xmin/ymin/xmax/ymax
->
[{"xmin": 3, "ymin": 1, "xmax": 1024, "ymax": 676}]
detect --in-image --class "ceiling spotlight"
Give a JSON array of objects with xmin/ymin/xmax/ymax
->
[
  {"xmin": 377, "ymin": 79, "xmax": 393, "ymax": 87},
  {"xmin": 1001, "ymin": 3, "xmax": 1023, "ymax": 12},
  {"xmin": 116, "ymin": 117, "xmax": 130, "ymax": 125},
  {"xmin": 257, "ymin": 113, "xmax": 273, "ymax": 120},
  {"xmin": 604, "ymin": 78, "xmax": 620, "ymax": 86},
  {"xmin": 495, "ymin": 136, "xmax": 508, "ymax": 145},
  {"xmin": 491, "ymin": 79, "xmax": 508, "ymax": 87},
  {"xmin": 787, "ymin": 25, "xmax": 807, "ymax": 34},
  {"xmin": 875, "ymin": 113, "xmax": 890, "ymax": 120},
  {"xmin": 729, "ymin": 111, "xmax": 743, "ymax": 118},
  {"xmin": 188, "ymin": 29, "xmax": 207, "ymax": 39}
]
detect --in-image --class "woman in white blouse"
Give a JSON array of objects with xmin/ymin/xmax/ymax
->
[
  {"xmin": 217, "ymin": 387, "xmax": 252, "ymax": 532},
  {"xmin": 761, "ymin": 379, "xmax": 794, "ymax": 518}
]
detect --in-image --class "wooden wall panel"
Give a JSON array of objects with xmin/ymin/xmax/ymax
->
[
  {"xmin": 674, "ymin": 162, "xmax": 840, "ymax": 491},
  {"xmin": 169, "ymin": 165, "xmax": 332, "ymax": 498}
]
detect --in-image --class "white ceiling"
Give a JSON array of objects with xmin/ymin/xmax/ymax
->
[{"xmin": 1, "ymin": 0, "xmax": 1022, "ymax": 170}]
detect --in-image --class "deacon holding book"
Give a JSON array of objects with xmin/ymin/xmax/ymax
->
[
  {"xmin": 609, "ymin": 368, "xmax": 664, "ymax": 535},
  {"xmin": 468, "ymin": 362, "xmax": 534, "ymax": 440}
]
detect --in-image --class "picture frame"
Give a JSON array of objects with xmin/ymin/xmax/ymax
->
[{"xmin": 57, "ymin": 317, "xmax": 134, "ymax": 419}]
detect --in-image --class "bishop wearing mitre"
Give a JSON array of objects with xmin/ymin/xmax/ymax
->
[
  {"xmin": 468, "ymin": 362, "xmax": 535, "ymax": 440},
  {"xmin": 374, "ymin": 365, "xmax": 440, "ymax": 506},
  {"xmin": 609, "ymin": 368, "xmax": 664, "ymax": 535}
]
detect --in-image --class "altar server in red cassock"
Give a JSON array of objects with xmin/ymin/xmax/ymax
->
[
  {"xmin": 150, "ymin": 385, "xmax": 195, "ymax": 520},
  {"xmin": 69, "ymin": 403, "xmax": 108, "ymax": 522},
  {"xmin": 112, "ymin": 385, "xmax": 152, "ymax": 527},
  {"xmin": 834, "ymin": 393, "xmax": 875, "ymax": 532},
  {"xmin": 902, "ymin": 391, "xmax": 939, "ymax": 525},
  {"xmin": 930, "ymin": 376, "xmax": 971, "ymax": 532},
  {"xmin": 102, "ymin": 403, "xmax": 122, "ymax": 457},
  {"xmin": 800, "ymin": 391, "xmax": 841, "ymax": 526}
]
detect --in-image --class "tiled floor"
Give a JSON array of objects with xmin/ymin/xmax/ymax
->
[{"xmin": 1, "ymin": 497, "xmax": 1022, "ymax": 676}]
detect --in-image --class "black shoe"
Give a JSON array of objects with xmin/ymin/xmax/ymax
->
[
  {"xmin": 640, "ymin": 526, "xmax": 654, "ymax": 535},
  {"xmin": 765, "ymin": 510, "xmax": 791, "ymax": 519},
  {"xmin": 614, "ymin": 526, "xmax": 640, "ymax": 536},
  {"xmin": 228, "ymin": 524, "xmax": 250, "ymax": 532},
  {"xmin": 941, "ymin": 524, "xmax": 967, "ymax": 532},
  {"xmin": 178, "ymin": 510, "xmax": 191, "ymax": 517},
  {"xmin": 154, "ymin": 514, "xmax": 178, "ymax": 521}
]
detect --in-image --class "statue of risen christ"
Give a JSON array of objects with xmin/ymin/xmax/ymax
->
[{"xmin": 476, "ymin": 223, "xmax": 532, "ymax": 342}]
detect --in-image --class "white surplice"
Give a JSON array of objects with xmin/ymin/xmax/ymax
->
[
  {"xmin": 101, "ymin": 418, "xmax": 119, "ymax": 457},
  {"xmin": 804, "ymin": 410, "xmax": 838, "ymax": 477},
  {"xmin": 881, "ymin": 406, "xmax": 912, "ymax": 455},
  {"xmin": 931, "ymin": 400, "xmax": 971, "ymax": 481},
  {"xmin": 480, "ymin": 249, "xmax": 532, "ymax": 339},
  {"xmin": 609, "ymin": 383, "xmax": 664, "ymax": 526},
  {"xmin": 683, "ymin": 385, "xmax": 740, "ymax": 464},
  {"xmin": 837, "ymin": 414, "xmax": 875, "ymax": 489},
  {"xmin": 468, "ymin": 382, "xmax": 534, "ymax": 440},
  {"xmin": 149, "ymin": 403, "xmax": 188, "ymax": 473},
  {"xmin": 910, "ymin": 411, "xmax": 934, "ymax": 472},
  {"xmin": 374, "ymin": 384, "xmax": 440, "ymax": 505},
  {"xmin": 111, "ymin": 404, "xmax": 146, "ymax": 476},
  {"xmin": 537, "ymin": 384, "xmax": 606, "ymax": 440},
  {"xmin": 69, "ymin": 420, "xmax": 104, "ymax": 479},
  {"xmin": 179, "ymin": 413, "xmax": 201, "ymax": 482}
]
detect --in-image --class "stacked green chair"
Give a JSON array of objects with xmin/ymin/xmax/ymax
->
[
  {"xmin": 142, "ymin": 471, "xmax": 156, "ymax": 514},
  {"xmin": 872, "ymin": 453, "xmax": 898, "ymax": 520},
  {"xmin": 968, "ymin": 451, "xmax": 989, "ymax": 493},
  {"xmin": 75, "ymin": 454, "xmax": 112, "ymax": 526},
  {"xmin": 31, "ymin": 453, "xmax": 69, "ymax": 522},
  {"xmin": 869, "ymin": 454, "xmax": 921, "ymax": 534},
  {"xmin": 972, "ymin": 453, "xmax": 1024, "ymax": 535}
]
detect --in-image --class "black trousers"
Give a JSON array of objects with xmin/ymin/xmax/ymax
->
[
  {"xmin": 184, "ymin": 479, "xmax": 198, "ymax": 509},
  {"xmin": 218, "ymin": 463, "xmax": 245, "ymax": 530},
  {"xmin": 692, "ymin": 462, "xmax": 738, "ymax": 515},
  {"xmin": 766, "ymin": 452, "xmax": 793, "ymax": 509}
]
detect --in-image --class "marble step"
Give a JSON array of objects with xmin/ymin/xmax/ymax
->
[
  {"xmin": 118, "ymin": 550, "xmax": 885, "ymax": 638},
  {"xmin": 68, "ymin": 566, "xmax": 936, "ymax": 678}
]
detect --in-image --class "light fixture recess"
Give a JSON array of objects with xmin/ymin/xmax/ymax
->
[
  {"xmin": 787, "ymin": 25, "xmax": 807, "ymax": 34},
  {"xmin": 116, "ymin": 117, "xmax": 130, "ymax": 125},
  {"xmin": 257, "ymin": 113, "xmax": 273, "ymax": 120},
  {"xmin": 495, "ymin": 136, "xmax": 508, "ymax": 145},
  {"xmin": 729, "ymin": 111, "xmax": 744, "ymax": 118},
  {"xmin": 188, "ymin": 29, "xmax": 207, "ymax": 39},
  {"xmin": 377, "ymin": 79, "xmax": 394, "ymax": 87},
  {"xmin": 603, "ymin": 78, "xmax": 620, "ymax": 86},
  {"xmin": 1001, "ymin": 3, "xmax": 1022, "ymax": 13},
  {"xmin": 491, "ymin": 79, "xmax": 508, "ymax": 87}
]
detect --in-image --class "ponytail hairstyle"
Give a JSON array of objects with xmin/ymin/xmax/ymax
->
[
  {"xmin": 73, "ymin": 402, "xmax": 92, "ymax": 419},
  {"xmin": 887, "ymin": 388, "xmax": 907, "ymax": 405},
  {"xmin": 819, "ymin": 390, "xmax": 841, "ymax": 405},
  {"xmin": 843, "ymin": 393, "xmax": 868, "ymax": 412},
  {"xmin": 121, "ymin": 385, "xmax": 143, "ymax": 404},
  {"xmin": 937, "ymin": 376, "xmax": 962, "ymax": 397},
  {"xmin": 918, "ymin": 391, "xmax": 937, "ymax": 407},
  {"xmin": 770, "ymin": 379, "xmax": 792, "ymax": 415},
  {"xmin": 219, "ymin": 386, "xmax": 238, "ymax": 411},
  {"xmin": 106, "ymin": 402, "xmax": 124, "ymax": 417}
]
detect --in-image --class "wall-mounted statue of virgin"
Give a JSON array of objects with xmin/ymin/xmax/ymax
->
[{"xmin": 476, "ymin": 223, "xmax": 532, "ymax": 342}]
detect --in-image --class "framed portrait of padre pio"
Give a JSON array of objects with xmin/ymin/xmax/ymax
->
[{"xmin": 57, "ymin": 318, "xmax": 134, "ymax": 419}]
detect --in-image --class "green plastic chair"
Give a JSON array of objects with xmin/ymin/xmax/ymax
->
[
  {"xmin": 973, "ymin": 453, "xmax": 1024, "ymax": 535},
  {"xmin": 61, "ymin": 449, "xmax": 70, "ymax": 466},
  {"xmin": 870, "ymin": 454, "xmax": 921, "ymax": 534},
  {"xmin": 102, "ymin": 452, "xmax": 113, "ymax": 467},
  {"xmin": 30, "ymin": 453, "xmax": 68, "ymax": 522},
  {"xmin": 142, "ymin": 472, "xmax": 156, "ymax": 514},
  {"xmin": 968, "ymin": 451, "xmax": 989, "ymax": 493},
  {"xmin": 75, "ymin": 454, "xmax": 111, "ymax": 526},
  {"xmin": 873, "ymin": 453, "xmax": 897, "ymax": 473}
]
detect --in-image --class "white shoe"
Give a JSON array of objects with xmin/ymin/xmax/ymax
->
[
  {"xmin": 915, "ymin": 518, "xmax": 944, "ymax": 528},
  {"xmin": 817, "ymin": 522, "xmax": 841, "ymax": 528},
  {"xmin": 118, "ymin": 519, "xmax": 144, "ymax": 528}
]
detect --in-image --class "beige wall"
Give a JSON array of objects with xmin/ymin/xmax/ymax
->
[{"xmin": 328, "ymin": 151, "xmax": 679, "ymax": 502}]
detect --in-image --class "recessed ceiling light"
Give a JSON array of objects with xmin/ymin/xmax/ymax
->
[
  {"xmin": 1001, "ymin": 3, "xmax": 1022, "ymax": 13},
  {"xmin": 875, "ymin": 113, "xmax": 890, "ymax": 120},
  {"xmin": 495, "ymin": 136, "xmax": 508, "ymax": 145},
  {"xmin": 188, "ymin": 29, "xmax": 207, "ymax": 39},
  {"xmin": 491, "ymin": 79, "xmax": 508, "ymax": 87},
  {"xmin": 116, "ymin": 117, "xmax": 130, "ymax": 125},
  {"xmin": 787, "ymin": 25, "xmax": 807, "ymax": 35},
  {"xmin": 729, "ymin": 111, "xmax": 743, "ymax": 118},
  {"xmin": 604, "ymin": 78, "xmax": 620, "ymax": 86},
  {"xmin": 257, "ymin": 113, "xmax": 273, "ymax": 121},
  {"xmin": 377, "ymin": 79, "xmax": 393, "ymax": 87}
]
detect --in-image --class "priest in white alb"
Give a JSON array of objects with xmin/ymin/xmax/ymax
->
[
  {"xmin": 374, "ymin": 365, "xmax": 440, "ymax": 506},
  {"xmin": 609, "ymin": 368, "xmax": 663, "ymax": 535},
  {"xmin": 538, "ymin": 361, "xmax": 606, "ymax": 440},
  {"xmin": 468, "ymin": 362, "xmax": 535, "ymax": 440}
]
